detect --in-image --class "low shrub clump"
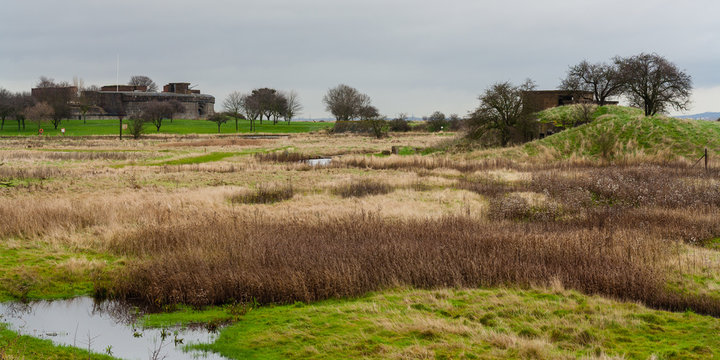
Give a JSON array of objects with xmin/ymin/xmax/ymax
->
[
  {"xmin": 331, "ymin": 179, "xmax": 393, "ymax": 198},
  {"xmin": 229, "ymin": 183, "xmax": 295, "ymax": 204}
]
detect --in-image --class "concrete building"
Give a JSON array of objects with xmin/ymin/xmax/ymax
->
[
  {"xmin": 85, "ymin": 82, "xmax": 214, "ymax": 119},
  {"xmin": 32, "ymin": 82, "xmax": 215, "ymax": 120},
  {"xmin": 521, "ymin": 90, "xmax": 595, "ymax": 114}
]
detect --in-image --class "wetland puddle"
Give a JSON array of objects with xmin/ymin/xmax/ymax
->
[
  {"xmin": 0, "ymin": 297, "xmax": 226, "ymax": 360},
  {"xmin": 305, "ymin": 158, "xmax": 332, "ymax": 166}
]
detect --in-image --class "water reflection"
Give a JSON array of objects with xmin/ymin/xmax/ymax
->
[
  {"xmin": 305, "ymin": 158, "xmax": 332, "ymax": 166},
  {"xmin": 0, "ymin": 297, "xmax": 226, "ymax": 360}
]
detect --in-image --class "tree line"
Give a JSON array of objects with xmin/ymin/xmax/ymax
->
[
  {"xmin": 315, "ymin": 53, "xmax": 692, "ymax": 143},
  {"xmin": 2, "ymin": 52, "xmax": 693, "ymax": 144},
  {"xmin": 222, "ymin": 88, "xmax": 303, "ymax": 132}
]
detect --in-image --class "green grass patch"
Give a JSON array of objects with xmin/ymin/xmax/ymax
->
[
  {"xmin": 140, "ymin": 287, "xmax": 720, "ymax": 359},
  {"xmin": 140, "ymin": 305, "xmax": 238, "ymax": 328},
  {"xmin": 0, "ymin": 324, "xmax": 116, "ymax": 359},
  {"xmin": 155, "ymin": 151, "xmax": 238, "ymax": 165},
  {"xmin": 0, "ymin": 240, "xmax": 122, "ymax": 302},
  {"xmin": 0, "ymin": 119, "xmax": 333, "ymax": 137}
]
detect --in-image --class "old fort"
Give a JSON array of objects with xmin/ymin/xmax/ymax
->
[{"xmin": 31, "ymin": 82, "xmax": 215, "ymax": 120}]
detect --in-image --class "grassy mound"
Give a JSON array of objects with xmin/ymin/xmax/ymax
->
[{"xmin": 485, "ymin": 105, "xmax": 720, "ymax": 161}]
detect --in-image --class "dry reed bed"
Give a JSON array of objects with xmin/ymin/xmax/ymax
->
[
  {"xmin": 334, "ymin": 153, "xmax": 716, "ymax": 175},
  {"xmin": 106, "ymin": 214, "xmax": 720, "ymax": 316},
  {"xmin": 0, "ymin": 166, "xmax": 63, "ymax": 180}
]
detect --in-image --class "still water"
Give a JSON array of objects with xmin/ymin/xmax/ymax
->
[
  {"xmin": 0, "ymin": 297, "xmax": 227, "ymax": 360},
  {"xmin": 305, "ymin": 158, "xmax": 332, "ymax": 166}
]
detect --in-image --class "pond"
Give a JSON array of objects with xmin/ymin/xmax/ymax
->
[
  {"xmin": 0, "ymin": 297, "xmax": 227, "ymax": 360},
  {"xmin": 305, "ymin": 158, "xmax": 332, "ymax": 166}
]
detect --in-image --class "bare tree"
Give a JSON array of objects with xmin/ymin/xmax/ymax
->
[
  {"xmin": 614, "ymin": 53, "xmax": 692, "ymax": 116},
  {"xmin": 270, "ymin": 92, "xmax": 287, "ymax": 125},
  {"xmin": 322, "ymin": 84, "xmax": 371, "ymax": 121},
  {"xmin": 208, "ymin": 113, "xmax": 229, "ymax": 133},
  {"xmin": 128, "ymin": 75, "xmax": 158, "ymax": 92},
  {"xmin": 35, "ymin": 76, "xmax": 58, "ymax": 88},
  {"xmin": 23, "ymin": 102, "xmax": 54, "ymax": 132},
  {"xmin": 32, "ymin": 77, "xmax": 74, "ymax": 129},
  {"xmin": 167, "ymin": 100, "xmax": 184, "ymax": 123},
  {"xmin": 467, "ymin": 79, "xmax": 536, "ymax": 146},
  {"xmin": 282, "ymin": 90, "xmax": 303, "ymax": 124},
  {"xmin": 560, "ymin": 60, "xmax": 623, "ymax": 106},
  {"xmin": 141, "ymin": 101, "xmax": 175, "ymax": 132},
  {"xmin": 246, "ymin": 88, "xmax": 279, "ymax": 124},
  {"xmin": 359, "ymin": 105, "xmax": 386, "ymax": 139},
  {"xmin": 12, "ymin": 92, "xmax": 34, "ymax": 130},
  {"xmin": 223, "ymin": 91, "xmax": 245, "ymax": 131},
  {"xmin": 77, "ymin": 92, "xmax": 95, "ymax": 124},
  {"xmin": 0, "ymin": 88, "xmax": 12, "ymax": 130},
  {"xmin": 241, "ymin": 94, "xmax": 260, "ymax": 132},
  {"xmin": 102, "ymin": 96, "xmax": 127, "ymax": 139}
]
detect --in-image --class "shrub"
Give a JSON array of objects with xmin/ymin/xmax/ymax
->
[
  {"xmin": 426, "ymin": 111, "xmax": 448, "ymax": 132},
  {"xmin": 331, "ymin": 179, "xmax": 393, "ymax": 198},
  {"xmin": 594, "ymin": 131, "xmax": 616, "ymax": 160},
  {"xmin": 332, "ymin": 121, "xmax": 372, "ymax": 134},
  {"xmin": 126, "ymin": 118, "xmax": 146, "ymax": 139},
  {"xmin": 389, "ymin": 118, "xmax": 411, "ymax": 132},
  {"xmin": 230, "ymin": 182, "xmax": 294, "ymax": 204}
]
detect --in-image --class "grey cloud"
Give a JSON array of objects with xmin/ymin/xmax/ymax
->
[{"xmin": 2, "ymin": 0, "xmax": 718, "ymax": 117}]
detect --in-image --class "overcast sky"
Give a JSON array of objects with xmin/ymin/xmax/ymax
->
[{"xmin": 1, "ymin": 0, "xmax": 719, "ymax": 118}]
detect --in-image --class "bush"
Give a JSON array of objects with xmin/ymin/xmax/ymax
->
[
  {"xmin": 426, "ymin": 111, "xmax": 448, "ymax": 132},
  {"xmin": 126, "ymin": 118, "xmax": 145, "ymax": 139},
  {"xmin": 332, "ymin": 179, "xmax": 393, "ymax": 198},
  {"xmin": 389, "ymin": 118, "xmax": 411, "ymax": 132},
  {"xmin": 230, "ymin": 182, "xmax": 295, "ymax": 204},
  {"xmin": 446, "ymin": 114, "xmax": 464, "ymax": 131},
  {"xmin": 332, "ymin": 121, "xmax": 372, "ymax": 134}
]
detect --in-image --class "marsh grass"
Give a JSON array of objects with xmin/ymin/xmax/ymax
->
[
  {"xmin": 331, "ymin": 178, "xmax": 394, "ymax": 198},
  {"xmin": 0, "ymin": 166, "xmax": 61, "ymax": 180},
  {"xmin": 92, "ymin": 163, "xmax": 720, "ymax": 317},
  {"xmin": 229, "ymin": 182, "xmax": 295, "ymax": 204},
  {"xmin": 254, "ymin": 150, "xmax": 310, "ymax": 163},
  {"xmin": 107, "ymin": 213, "xmax": 720, "ymax": 316}
]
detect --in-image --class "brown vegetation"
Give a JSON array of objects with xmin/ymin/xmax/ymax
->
[
  {"xmin": 1, "ymin": 134, "xmax": 719, "ymax": 322},
  {"xmin": 332, "ymin": 178, "xmax": 394, "ymax": 198},
  {"xmin": 93, "ymin": 164, "xmax": 720, "ymax": 317},
  {"xmin": 229, "ymin": 182, "xmax": 295, "ymax": 204}
]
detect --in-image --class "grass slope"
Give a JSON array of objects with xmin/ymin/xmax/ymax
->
[
  {"xmin": 138, "ymin": 288, "xmax": 720, "ymax": 360},
  {"xmin": 506, "ymin": 105, "xmax": 720, "ymax": 160},
  {"xmin": 0, "ymin": 119, "xmax": 332, "ymax": 136}
]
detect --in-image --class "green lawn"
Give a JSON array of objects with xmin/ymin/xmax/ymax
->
[{"xmin": 0, "ymin": 118, "xmax": 333, "ymax": 136}]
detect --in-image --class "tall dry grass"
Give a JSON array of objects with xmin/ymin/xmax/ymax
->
[{"xmin": 106, "ymin": 214, "xmax": 720, "ymax": 315}]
